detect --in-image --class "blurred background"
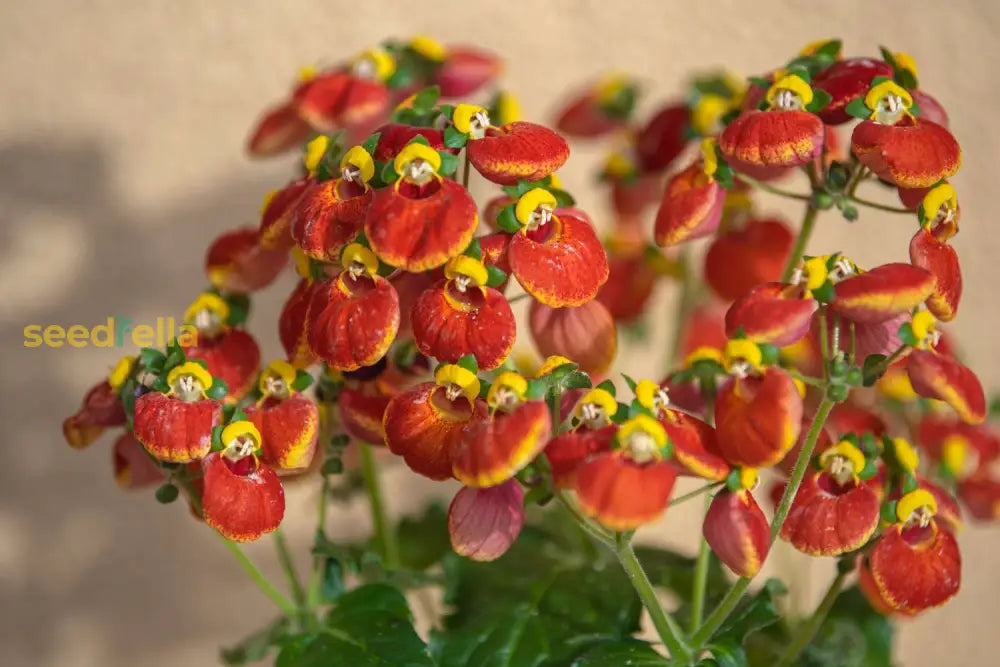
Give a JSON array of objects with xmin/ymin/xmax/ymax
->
[{"xmin": 2, "ymin": 1, "xmax": 999, "ymax": 664}]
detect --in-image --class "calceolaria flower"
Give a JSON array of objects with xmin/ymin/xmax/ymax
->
[
  {"xmin": 182, "ymin": 293, "xmax": 261, "ymax": 403},
  {"xmin": 133, "ymin": 362, "xmax": 224, "ymax": 463},
  {"xmin": 244, "ymin": 361, "xmax": 318, "ymax": 473},
  {"xmin": 703, "ymin": 468, "xmax": 770, "ymax": 577}
]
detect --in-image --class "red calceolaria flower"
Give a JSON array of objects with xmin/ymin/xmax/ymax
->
[
  {"xmin": 703, "ymin": 468, "xmax": 770, "ymax": 577},
  {"xmin": 412, "ymin": 255, "xmax": 516, "ymax": 370},
  {"xmin": 133, "ymin": 361, "xmax": 224, "ymax": 463},
  {"xmin": 383, "ymin": 363, "xmax": 487, "ymax": 480},
  {"xmin": 278, "ymin": 271, "xmax": 319, "ymax": 369},
  {"xmin": 365, "ymin": 142, "xmax": 479, "ymax": 271},
  {"xmin": 653, "ymin": 139, "xmax": 725, "ymax": 247},
  {"xmin": 554, "ymin": 75, "xmax": 637, "ymax": 138},
  {"xmin": 850, "ymin": 80, "xmax": 960, "ymax": 188},
  {"xmin": 63, "ymin": 356, "xmax": 129, "ymax": 449},
  {"xmin": 916, "ymin": 414, "xmax": 1000, "ymax": 521},
  {"xmin": 205, "ymin": 226, "xmax": 288, "ymax": 294},
  {"xmin": 181, "ymin": 293, "xmax": 261, "ymax": 403},
  {"xmin": 528, "ymin": 298, "xmax": 617, "ymax": 375},
  {"xmin": 909, "ymin": 182, "xmax": 962, "ymax": 321},
  {"xmin": 258, "ymin": 177, "xmax": 310, "ymax": 251},
  {"xmin": 811, "ymin": 57, "xmax": 894, "ymax": 124},
  {"xmin": 506, "ymin": 190, "xmax": 609, "ymax": 307},
  {"xmin": 635, "ymin": 102, "xmax": 690, "ymax": 173},
  {"xmin": 245, "ymin": 361, "xmax": 319, "ymax": 473},
  {"xmin": 432, "ymin": 44, "xmax": 502, "ymax": 97},
  {"xmin": 454, "ymin": 104, "xmax": 569, "ymax": 185},
  {"xmin": 705, "ymin": 218, "xmax": 793, "ymax": 302},
  {"xmin": 201, "ymin": 420, "xmax": 285, "ymax": 542},
  {"xmin": 305, "ymin": 243, "xmax": 400, "ymax": 371},
  {"xmin": 112, "ymin": 432, "xmax": 165, "ymax": 489},
  {"xmin": 447, "ymin": 479, "xmax": 524, "ymax": 562},
  {"xmin": 719, "ymin": 74, "xmax": 824, "ymax": 179}
]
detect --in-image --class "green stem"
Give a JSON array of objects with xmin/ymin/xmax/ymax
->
[
  {"xmin": 689, "ymin": 494, "xmax": 713, "ymax": 631},
  {"xmin": 777, "ymin": 570, "xmax": 848, "ymax": 666},
  {"xmin": 273, "ymin": 528, "xmax": 307, "ymax": 610},
  {"xmin": 817, "ymin": 308, "xmax": 830, "ymax": 378},
  {"xmin": 671, "ymin": 481, "xmax": 720, "ymax": 506},
  {"xmin": 306, "ymin": 475, "xmax": 330, "ymax": 608},
  {"xmin": 555, "ymin": 491, "xmax": 613, "ymax": 544},
  {"xmin": 614, "ymin": 533, "xmax": 692, "ymax": 662},
  {"xmin": 737, "ymin": 174, "xmax": 812, "ymax": 202},
  {"xmin": 849, "ymin": 195, "xmax": 910, "ymax": 214},
  {"xmin": 359, "ymin": 442, "xmax": 400, "ymax": 569},
  {"xmin": 690, "ymin": 400, "xmax": 836, "ymax": 648},
  {"xmin": 786, "ymin": 370, "xmax": 824, "ymax": 388},
  {"xmin": 667, "ymin": 248, "xmax": 696, "ymax": 371},
  {"xmin": 220, "ymin": 537, "xmax": 298, "ymax": 617},
  {"xmin": 780, "ymin": 204, "xmax": 820, "ymax": 282}
]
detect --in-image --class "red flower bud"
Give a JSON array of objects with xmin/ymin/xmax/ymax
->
[
  {"xmin": 279, "ymin": 279, "xmax": 319, "ymax": 368},
  {"xmin": 295, "ymin": 72, "xmax": 388, "ymax": 132},
  {"xmin": 704, "ymin": 489, "xmax": 770, "ymax": 577},
  {"xmin": 434, "ymin": 47, "xmax": 502, "ymax": 98},
  {"xmin": 653, "ymin": 162, "xmax": 724, "ymax": 247},
  {"xmin": 63, "ymin": 381, "xmax": 125, "ymax": 449},
  {"xmin": 636, "ymin": 104, "xmax": 689, "ymax": 173},
  {"xmin": 246, "ymin": 101, "xmax": 312, "ymax": 157},
  {"xmin": 448, "ymin": 480, "xmax": 524, "ymax": 562},
  {"xmin": 529, "ymin": 299, "xmax": 617, "ymax": 375}
]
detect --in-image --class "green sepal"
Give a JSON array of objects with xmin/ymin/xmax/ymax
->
[
  {"xmin": 549, "ymin": 188, "xmax": 576, "ymax": 207},
  {"xmin": 896, "ymin": 67, "xmax": 919, "ymax": 91},
  {"xmin": 725, "ymin": 468, "xmax": 743, "ymax": 493},
  {"xmin": 714, "ymin": 155, "xmax": 735, "ymax": 190},
  {"xmin": 291, "ymin": 370, "xmax": 314, "ymax": 392},
  {"xmin": 826, "ymin": 161, "xmax": 850, "ymax": 191},
  {"xmin": 380, "ymin": 160, "xmax": 399, "ymax": 184},
  {"xmin": 909, "ymin": 100, "xmax": 922, "ymax": 117},
  {"xmin": 204, "ymin": 378, "xmax": 229, "ymax": 401},
  {"xmin": 211, "ymin": 424, "xmax": 225, "ymax": 452},
  {"xmin": 811, "ymin": 281, "xmax": 836, "ymax": 303},
  {"xmin": 495, "ymin": 204, "xmax": 521, "ymax": 233},
  {"xmin": 150, "ymin": 376, "xmax": 169, "ymax": 394},
  {"xmin": 748, "ymin": 76, "xmax": 771, "ymax": 89},
  {"xmin": 860, "ymin": 432, "xmax": 879, "ymax": 458},
  {"xmin": 443, "ymin": 124, "xmax": 468, "ymax": 148},
  {"xmin": 627, "ymin": 400, "xmax": 654, "ymax": 420},
  {"xmin": 561, "ymin": 370, "xmax": 592, "ymax": 391},
  {"xmin": 321, "ymin": 457, "xmax": 344, "ymax": 476},
  {"xmin": 805, "ymin": 88, "xmax": 832, "ymax": 112},
  {"xmin": 880, "ymin": 500, "xmax": 899, "ymax": 524},
  {"xmin": 758, "ymin": 343, "xmax": 780, "ymax": 367},
  {"xmin": 139, "ymin": 347, "xmax": 167, "ymax": 372},
  {"xmin": 361, "ymin": 132, "xmax": 382, "ymax": 156},
  {"xmin": 385, "ymin": 65, "xmax": 415, "ymax": 90},
  {"xmin": 869, "ymin": 75, "xmax": 893, "ymax": 87},
  {"xmin": 230, "ymin": 408, "xmax": 249, "ymax": 424},
  {"xmin": 455, "ymin": 354, "xmax": 479, "ymax": 374},
  {"xmin": 406, "ymin": 134, "xmax": 431, "ymax": 147},
  {"xmin": 437, "ymin": 150, "xmax": 459, "ymax": 176},
  {"xmin": 524, "ymin": 378, "xmax": 548, "ymax": 400},
  {"xmin": 155, "ymin": 483, "xmax": 180, "ymax": 504},
  {"xmin": 410, "ymin": 85, "xmax": 440, "ymax": 112},
  {"xmin": 610, "ymin": 403, "xmax": 630, "ymax": 424},
  {"xmin": 896, "ymin": 321, "xmax": 919, "ymax": 347},
  {"xmin": 462, "ymin": 237, "xmax": 482, "ymax": 261},
  {"xmin": 485, "ymin": 265, "xmax": 507, "ymax": 288},
  {"xmin": 858, "ymin": 459, "xmax": 879, "ymax": 480},
  {"xmin": 837, "ymin": 200, "xmax": 859, "ymax": 222},
  {"xmin": 476, "ymin": 379, "xmax": 492, "ymax": 400},
  {"xmin": 621, "ymin": 374, "xmax": 638, "ymax": 392},
  {"xmin": 900, "ymin": 474, "xmax": 919, "ymax": 494},
  {"xmin": 861, "ymin": 353, "xmax": 888, "ymax": 386},
  {"xmin": 225, "ymin": 294, "xmax": 251, "ymax": 327},
  {"xmin": 595, "ymin": 379, "xmax": 616, "ymax": 397},
  {"xmin": 844, "ymin": 97, "xmax": 872, "ymax": 120},
  {"xmin": 878, "ymin": 47, "xmax": 898, "ymax": 70}
]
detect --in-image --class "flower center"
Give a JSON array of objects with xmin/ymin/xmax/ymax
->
[
  {"xmin": 765, "ymin": 75, "xmax": 813, "ymax": 111},
  {"xmin": 221, "ymin": 420, "xmax": 262, "ymax": 462},
  {"xmin": 819, "ymin": 441, "xmax": 866, "ymax": 486},
  {"xmin": 864, "ymin": 81, "xmax": 914, "ymax": 125},
  {"xmin": 172, "ymin": 374, "xmax": 205, "ymax": 402},
  {"xmin": 723, "ymin": 339, "xmax": 763, "ymax": 378},
  {"xmin": 184, "ymin": 292, "xmax": 230, "ymax": 338},
  {"xmin": 166, "ymin": 361, "xmax": 213, "ymax": 402},
  {"xmin": 452, "ymin": 104, "xmax": 491, "ymax": 139},
  {"xmin": 618, "ymin": 414, "xmax": 668, "ymax": 463},
  {"xmin": 897, "ymin": 489, "xmax": 937, "ymax": 528},
  {"xmin": 515, "ymin": 188, "xmax": 558, "ymax": 231}
]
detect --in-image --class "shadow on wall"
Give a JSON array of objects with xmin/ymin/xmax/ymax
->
[{"xmin": 0, "ymin": 137, "xmax": 301, "ymax": 667}]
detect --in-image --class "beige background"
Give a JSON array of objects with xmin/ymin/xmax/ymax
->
[{"xmin": 2, "ymin": 1, "xmax": 999, "ymax": 665}]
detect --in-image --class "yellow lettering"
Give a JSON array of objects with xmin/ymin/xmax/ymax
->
[
  {"xmin": 92, "ymin": 317, "xmax": 114, "ymax": 348},
  {"xmin": 23, "ymin": 325, "xmax": 43, "ymax": 348},
  {"xmin": 176, "ymin": 325, "xmax": 199, "ymax": 347},
  {"xmin": 67, "ymin": 325, "xmax": 89, "ymax": 348},
  {"xmin": 44, "ymin": 325, "xmax": 65, "ymax": 347},
  {"xmin": 133, "ymin": 324, "xmax": 154, "ymax": 348}
]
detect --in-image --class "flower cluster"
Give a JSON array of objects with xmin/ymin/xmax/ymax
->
[{"xmin": 62, "ymin": 34, "xmax": 998, "ymax": 664}]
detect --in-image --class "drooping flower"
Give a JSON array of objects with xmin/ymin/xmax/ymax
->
[
  {"xmin": 554, "ymin": 75, "xmax": 638, "ymax": 138},
  {"xmin": 278, "ymin": 273, "xmax": 319, "ymax": 369},
  {"xmin": 201, "ymin": 421, "xmax": 285, "ymax": 542},
  {"xmin": 383, "ymin": 363, "xmax": 487, "ymax": 480},
  {"xmin": 704, "ymin": 468, "xmax": 770, "ymax": 577},
  {"xmin": 245, "ymin": 361, "xmax": 318, "ymax": 472},
  {"xmin": 365, "ymin": 142, "xmax": 479, "ymax": 271},
  {"xmin": 63, "ymin": 356, "xmax": 129, "ymax": 449},
  {"xmin": 725, "ymin": 282, "xmax": 817, "ymax": 347},
  {"xmin": 133, "ymin": 362, "xmax": 224, "ymax": 463},
  {"xmin": 181, "ymin": 293, "xmax": 261, "ymax": 403},
  {"xmin": 258, "ymin": 178, "xmax": 310, "ymax": 250},
  {"xmin": 451, "ymin": 373, "xmax": 551, "ymax": 486},
  {"xmin": 506, "ymin": 190, "xmax": 608, "ymax": 307},
  {"xmin": 811, "ymin": 57, "xmax": 894, "ymax": 124},
  {"xmin": 305, "ymin": 243, "xmax": 400, "ymax": 371},
  {"xmin": 112, "ymin": 432, "xmax": 165, "ymax": 489},
  {"xmin": 719, "ymin": 74, "xmax": 824, "ymax": 179},
  {"xmin": 528, "ymin": 298, "xmax": 617, "ymax": 375},
  {"xmin": 830, "ymin": 262, "xmax": 935, "ymax": 324},
  {"xmin": 705, "ymin": 218, "xmax": 793, "ymax": 301},
  {"xmin": 433, "ymin": 45, "xmax": 502, "ymax": 97},
  {"xmin": 909, "ymin": 183, "xmax": 962, "ymax": 321},
  {"xmin": 205, "ymin": 227, "xmax": 288, "ymax": 294},
  {"xmin": 456, "ymin": 105, "xmax": 569, "ymax": 185},
  {"xmin": 904, "ymin": 314, "xmax": 986, "ymax": 424},
  {"xmin": 635, "ymin": 103, "xmax": 690, "ymax": 173},
  {"xmin": 544, "ymin": 388, "xmax": 619, "ymax": 486},
  {"xmin": 447, "ymin": 480, "xmax": 524, "ymax": 562},
  {"xmin": 850, "ymin": 81, "xmax": 960, "ymax": 188},
  {"xmin": 653, "ymin": 140, "xmax": 725, "ymax": 247},
  {"xmin": 411, "ymin": 255, "xmax": 516, "ymax": 370},
  {"xmin": 293, "ymin": 53, "xmax": 393, "ymax": 132},
  {"xmin": 779, "ymin": 440, "xmax": 880, "ymax": 555}
]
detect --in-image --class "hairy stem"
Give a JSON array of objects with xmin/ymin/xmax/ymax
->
[
  {"xmin": 306, "ymin": 475, "xmax": 330, "ymax": 608},
  {"xmin": 780, "ymin": 203, "xmax": 820, "ymax": 282},
  {"xmin": 777, "ymin": 570, "xmax": 848, "ymax": 666},
  {"xmin": 273, "ymin": 528, "xmax": 307, "ymax": 610},
  {"xmin": 671, "ymin": 481, "xmax": 720, "ymax": 506},
  {"xmin": 220, "ymin": 537, "xmax": 298, "ymax": 617},
  {"xmin": 737, "ymin": 174, "xmax": 812, "ymax": 202},
  {"xmin": 689, "ymin": 494, "xmax": 713, "ymax": 631},
  {"xmin": 849, "ymin": 195, "xmax": 910, "ymax": 214},
  {"xmin": 667, "ymin": 247, "xmax": 696, "ymax": 371},
  {"xmin": 359, "ymin": 442, "xmax": 400, "ymax": 569},
  {"xmin": 614, "ymin": 533, "xmax": 692, "ymax": 662}
]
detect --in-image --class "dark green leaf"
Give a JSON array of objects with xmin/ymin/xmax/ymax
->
[
  {"xmin": 713, "ymin": 579, "xmax": 787, "ymax": 644},
  {"xmin": 319, "ymin": 557, "xmax": 344, "ymax": 602},
  {"xmin": 546, "ymin": 361, "xmax": 579, "ymax": 383},
  {"xmin": 838, "ymin": 202, "xmax": 859, "ymax": 222},
  {"xmin": 861, "ymin": 354, "xmax": 888, "ymax": 387},
  {"xmin": 812, "ymin": 281, "xmax": 836, "ymax": 303},
  {"xmin": 321, "ymin": 457, "xmax": 344, "ymax": 476},
  {"xmin": 291, "ymin": 370, "xmax": 314, "ymax": 392},
  {"xmin": 211, "ymin": 424, "xmax": 225, "ymax": 452},
  {"xmin": 396, "ymin": 503, "xmax": 450, "ymax": 571},
  {"xmin": 705, "ymin": 641, "xmax": 748, "ymax": 667},
  {"xmin": 443, "ymin": 124, "xmax": 468, "ymax": 148},
  {"xmin": 221, "ymin": 616, "xmax": 290, "ymax": 665},
  {"xmin": 386, "ymin": 65, "xmax": 415, "ymax": 90},
  {"xmin": 495, "ymin": 205, "xmax": 521, "ymax": 233},
  {"xmin": 361, "ymin": 132, "xmax": 382, "ymax": 156},
  {"xmin": 431, "ymin": 527, "xmax": 642, "ymax": 667},
  {"xmin": 455, "ymin": 354, "xmax": 478, "ymax": 374},
  {"xmin": 844, "ymin": 97, "xmax": 872, "ymax": 120},
  {"xmin": 562, "ymin": 370, "xmax": 592, "ymax": 390},
  {"xmin": 909, "ymin": 100, "xmax": 922, "ymax": 118},
  {"xmin": 549, "ymin": 188, "xmax": 576, "ymax": 207},
  {"xmin": 163, "ymin": 344, "xmax": 186, "ymax": 372},
  {"xmin": 205, "ymin": 378, "xmax": 229, "ymax": 401},
  {"xmin": 595, "ymin": 379, "xmax": 616, "ymax": 397},
  {"xmin": 814, "ymin": 39, "xmax": 842, "ymax": 59},
  {"xmin": 485, "ymin": 265, "xmax": 507, "ymax": 288},
  {"xmin": 805, "ymin": 89, "xmax": 832, "ymax": 112},
  {"xmin": 438, "ymin": 150, "xmax": 460, "ymax": 176},
  {"xmin": 610, "ymin": 403, "xmax": 630, "ymax": 424},
  {"xmin": 139, "ymin": 347, "xmax": 166, "ymax": 372},
  {"xmin": 748, "ymin": 76, "xmax": 771, "ymax": 89},
  {"xmin": 411, "ymin": 85, "xmax": 440, "ymax": 112},
  {"xmin": 570, "ymin": 639, "xmax": 668, "ymax": 665},
  {"xmin": 896, "ymin": 68, "xmax": 918, "ymax": 90},
  {"xmin": 406, "ymin": 133, "xmax": 432, "ymax": 147},
  {"xmin": 879, "ymin": 47, "xmax": 898, "ymax": 70},
  {"xmin": 225, "ymin": 294, "xmax": 251, "ymax": 327},
  {"xmin": 463, "ymin": 238, "xmax": 482, "ymax": 261}
]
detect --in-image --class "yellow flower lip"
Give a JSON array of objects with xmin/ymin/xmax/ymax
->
[
  {"xmin": 536, "ymin": 355, "xmax": 574, "ymax": 377},
  {"xmin": 221, "ymin": 420, "xmax": 262, "ymax": 457},
  {"xmin": 304, "ymin": 135, "xmax": 330, "ymax": 175},
  {"xmin": 185, "ymin": 292, "xmax": 230, "ymax": 327},
  {"xmin": 921, "ymin": 183, "xmax": 957, "ymax": 224},
  {"xmin": 897, "ymin": 488, "xmax": 937, "ymax": 524},
  {"xmin": 409, "ymin": 34, "xmax": 446, "ymax": 61},
  {"xmin": 452, "ymin": 104, "xmax": 490, "ymax": 137},
  {"xmin": 691, "ymin": 94, "xmax": 730, "ymax": 136},
  {"xmin": 892, "ymin": 437, "xmax": 920, "ymax": 473},
  {"xmin": 166, "ymin": 361, "xmax": 213, "ymax": 398},
  {"xmin": 802, "ymin": 256, "xmax": 830, "ymax": 292},
  {"xmin": 603, "ymin": 151, "xmax": 635, "ymax": 179},
  {"xmin": 259, "ymin": 360, "xmax": 298, "ymax": 396},
  {"xmin": 893, "ymin": 51, "xmax": 919, "ymax": 77},
  {"xmin": 594, "ymin": 73, "xmax": 630, "ymax": 102},
  {"xmin": 260, "ymin": 189, "xmax": 278, "ymax": 215},
  {"xmin": 618, "ymin": 414, "xmax": 668, "ymax": 462},
  {"xmin": 487, "ymin": 371, "xmax": 528, "ymax": 409},
  {"xmin": 393, "ymin": 142, "xmax": 442, "ymax": 181},
  {"xmin": 494, "ymin": 91, "xmax": 521, "ymax": 125},
  {"xmin": 699, "ymin": 137, "xmax": 719, "ymax": 180},
  {"xmin": 739, "ymin": 467, "xmax": 759, "ymax": 490},
  {"xmin": 444, "ymin": 255, "xmax": 488, "ymax": 288},
  {"xmin": 435, "ymin": 364, "xmax": 481, "ymax": 403},
  {"xmin": 685, "ymin": 346, "xmax": 724, "ymax": 368},
  {"xmin": 575, "ymin": 388, "xmax": 618, "ymax": 422},
  {"xmin": 635, "ymin": 379, "xmax": 668, "ymax": 412},
  {"xmin": 942, "ymin": 434, "xmax": 969, "ymax": 476},
  {"xmin": 354, "ymin": 48, "xmax": 396, "ymax": 81},
  {"xmin": 723, "ymin": 339, "xmax": 763, "ymax": 375},
  {"xmin": 911, "ymin": 310, "xmax": 937, "ymax": 344},
  {"xmin": 108, "ymin": 355, "xmax": 135, "ymax": 391},
  {"xmin": 292, "ymin": 247, "xmax": 312, "ymax": 279},
  {"xmin": 765, "ymin": 74, "xmax": 814, "ymax": 109},
  {"xmin": 515, "ymin": 188, "xmax": 558, "ymax": 225},
  {"xmin": 341, "ymin": 243, "xmax": 379, "ymax": 277},
  {"xmin": 864, "ymin": 80, "xmax": 913, "ymax": 120},
  {"xmin": 820, "ymin": 440, "xmax": 866, "ymax": 481},
  {"xmin": 340, "ymin": 146, "xmax": 375, "ymax": 184}
]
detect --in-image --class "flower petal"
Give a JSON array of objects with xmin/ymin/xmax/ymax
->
[
  {"xmin": 295, "ymin": 72, "xmax": 388, "ymax": 132},
  {"xmin": 133, "ymin": 392, "xmax": 223, "ymax": 463},
  {"xmin": 907, "ymin": 349, "xmax": 986, "ymax": 424},
  {"xmin": 434, "ymin": 47, "xmax": 502, "ymax": 97},
  {"xmin": 206, "ymin": 227, "xmax": 288, "ymax": 294},
  {"xmin": 113, "ymin": 432, "xmax": 165, "ymax": 489},
  {"xmin": 720, "ymin": 110, "xmax": 824, "ymax": 172},
  {"xmin": 725, "ymin": 282, "xmax": 816, "ymax": 347},
  {"xmin": 661, "ymin": 410, "xmax": 730, "ymax": 481},
  {"xmin": 714, "ymin": 368, "xmax": 803, "ymax": 467},
  {"xmin": 413, "ymin": 282, "xmax": 516, "ymax": 371},
  {"xmin": 910, "ymin": 227, "xmax": 962, "ymax": 321},
  {"xmin": 635, "ymin": 104, "xmax": 689, "ymax": 172},
  {"xmin": 811, "ymin": 58, "xmax": 894, "ymax": 125},
  {"xmin": 183, "ymin": 329, "xmax": 261, "ymax": 403},
  {"xmin": 704, "ymin": 490, "xmax": 770, "ymax": 577},
  {"xmin": 779, "ymin": 472, "xmax": 880, "ymax": 556},
  {"xmin": 246, "ymin": 102, "xmax": 312, "ymax": 157},
  {"xmin": 868, "ymin": 522, "xmax": 961, "ymax": 613},
  {"xmin": 246, "ymin": 396, "xmax": 319, "ymax": 472},
  {"xmin": 291, "ymin": 179, "xmax": 370, "ymax": 261},
  {"xmin": 831, "ymin": 262, "xmax": 934, "ymax": 323},
  {"xmin": 306, "ymin": 274, "xmax": 400, "ymax": 371},
  {"xmin": 851, "ymin": 118, "xmax": 960, "ymax": 188},
  {"xmin": 545, "ymin": 425, "xmax": 617, "ymax": 488},
  {"xmin": 528, "ymin": 298, "xmax": 617, "ymax": 374},
  {"xmin": 339, "ymin": 385, "xmax": 392, "ymax": 444},
  {"xmin": 653, "ymin": 162, "xmax": 724, "ymax": 247},
  {"xmin": 705, "ymin": 219, "xmax": 793, "ymax": 301},
  {"xmin": 575, "ymin": 455, "xmax": 677, "ymax": 531},
  {"xmin": 452, "ymin": 400, "xmax": 551, "ymax": 487},
  {"xmin": 467, "ymin": 121, "xmax": 569, "ymax": 185},
  {"xmin": 259, "ymin": 178, "xmax": 310, "ymax": 250},
  {"xmin": 202, "ymin": 453, "xmax": 285, "ymax": 542},
  {"xmin": 448, "ymin": 480, "xmax": 524, "ymax": 562},
  {"xmin": 279, "ymin": 279, "xmax": 319, "ymax": 368}
]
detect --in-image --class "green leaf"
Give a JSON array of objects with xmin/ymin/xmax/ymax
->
[
  {"xmin": 704, "ymin": 641, "xmax": 748, "ymax": 667},
  {"xmin": 838, "ymin": 201, "xmax": 859, "ymax": 222},
  {"xmin": 844, "ymin": 97, "xmax": 872, "ymax": 120},
  {"xmin": 211, "ymin": 424, "xmax": 225, "ymax": 452},
  {"xmin": 204, "ymin": 378, "xmax": 229, "ymax": 401},
  {"xmin": 221, "ymin": 616, "xmax": 290, "ymax": 665},
  {"xmin": 386, "ymin": 65, "xmax": 414, "ymax": 90},
  {"xmin": 163, "ymin": 344, "xmax": 186, "ymax": 373},
  {"xmin": 361, "ymin": 132, "xmax": 382, "ymax": 156},
  {"xmin": 595, "ymin": 379, "xmax": 616, "ymax": 397},
  {"xmin": 225, "ymin": 294, "xmax": 251, "ymax": 327},
  {"xmin": 748, "ymin": 76, "xmax": 771, "ymax": 89},
  {"xmin": 138, "ymin": 347, "xmax": 166, "ymax": 372},
  {"xmin": 485, "ymin": 265, "xmax": 507, "ymax": 288},
  {"xmin": 570, "ymin": 639, "xmax": 669, "ymax": 665},
  {"xmin": 549, "ymin": 188, "xmax": 576, "ymax": 207},
  {"xmin": 438, "ymin": 150, "xmax": 460, "ymax": 176},
  {"xmin": 561, "ymin": 370, "xmax": 592, "ymax": 391},
  {"xmin": 896, "ymin": 67, "xmax": 918, "ymax": 90},
  {"xmin": 621, "ymin": 374, "xmax": 638, "ymax": 392},
  {"xmin": 524, "ymin": 378, "xmax": 548, "ymax": 400},
  {"xmin": 396, "ymin": 503, "xmax": 450, "ymax": 571},
  {"xmin": 406, "ymin": 133, "xmax": 432, "ymax": 147},
  {"xmin": 869, "ymin": 75, "xmax": 892, "ymax": 87},
  {"xmin": 456, "ymin": 354, "xmax": 478, "ymax": 374},
  {"xmin": 277, "ymin": 584, "xmax": 433, "ymax": 667},
  {"xmin": 443, "ymin": 124, "xmax": 468, "ymax": 148},
  {"xmin": 411, "ymin": 85, "xmax": 440, "ymax": 112},
  {"xmin": 430, "ymin": 527, "xmax": 642, "ymax": 667},
  {"xmin": 713, "ymin": 579, "xmax": 787, "ymax": 644},
  {"xmin": 814, "ymin": 39, "xmax": 842, "ymax": 59},
  {"xmin": 495, "ymin": 205, "xmax": 521, "ymax": 233},
  {"xmin": 879, "ymin": 46, "xmax": 899, "ymax": 70},
  {"xmin": 812, "ymin": 281, "xmax": 836, "ymax": 303},
  {"xmin": 291, "ymin": 370, "xmax": 314, "ymax": 392},
  {"xmin": 463, "ymin": 238, "xmax": 482, "ymax": 261},
  {"xmin": 861, "ymin": 354, "xmax": 888, "ymax": 386},
  {"xmin": 805, "ymin": 89, "xmax": 832, "ymax": 113},
  {"xmin": 801, "ymin": 586, "xmax": 893, "ymax": 667},
  {"xmin": 546, "ymin": 361, "xmax": 579, "ymax": 383},
  {"xmin": 380, "ymin": 160, "xmax": 399, "ymax": 184}
]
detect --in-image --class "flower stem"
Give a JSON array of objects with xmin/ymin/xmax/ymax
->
[
  {"xmin": 220, "ymin": 536, "xmax": 297, "ymax": 617},
  {"xmin": 359, "ymin": 442, "xmax": 399, "ymax": 569},
  {"xmin": 555, "ymin": 491, "xmax": 614, "ymax": 544},
  {"xmin": 690, "ymin": 400, "xmax": 835, "ymax": 649},
  {"xmin": 849, "ymin": 195, "xmax": 910, "ymax": 214},
  {"xmin": 614, "ymin": 532, "xmax": 692, "ymax": 662},
  {"xmin": 667, "ymin": 247, "xmax": 696, "ymax": 372},
  {"xmin": 780, "ymin": 203, "xmax": 820, "ymax": 282},
  {"xmin": 737, "ymin": 174, "xmax": 812, "ymax": 202},
  {"xmin": 273, "ymin": 528, "xmax": 307, "ymax": 610},
  {"xmin": 776, "ymin": 570, "xmax": 848, "ymax": 666},
  {"xmin": 462, "ymin": 150, "xmax": 471, "ymax": 189},
  {"xmin": 671, "ymin": 481, "xmax": 720, "ymax": 506},
  {"xmin": 306, "ymin": 475, "xmax": 330, "ymax": 608},
  {"xmin": 689, "ymin": 494, "xmax": 713, "ymax": 631}
]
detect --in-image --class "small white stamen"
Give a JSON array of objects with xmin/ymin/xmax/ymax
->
[
  {"xmin": 627, "ymin": 431, "xmax": 659, "ymax": 464},
  {"xmin": 342, "ymin": 165, "xmax": 361, "ymax": 183},
  {"xmin": 223, "ymin": 435, "xmax": 257, "ymax": 462},
  {"xmin": 445, "ymin": 384, "xmax": 463, "ymax": 402},
  {"xmin": 454, "ymin": 275, "xmax": 471, "ymax": 293}
]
